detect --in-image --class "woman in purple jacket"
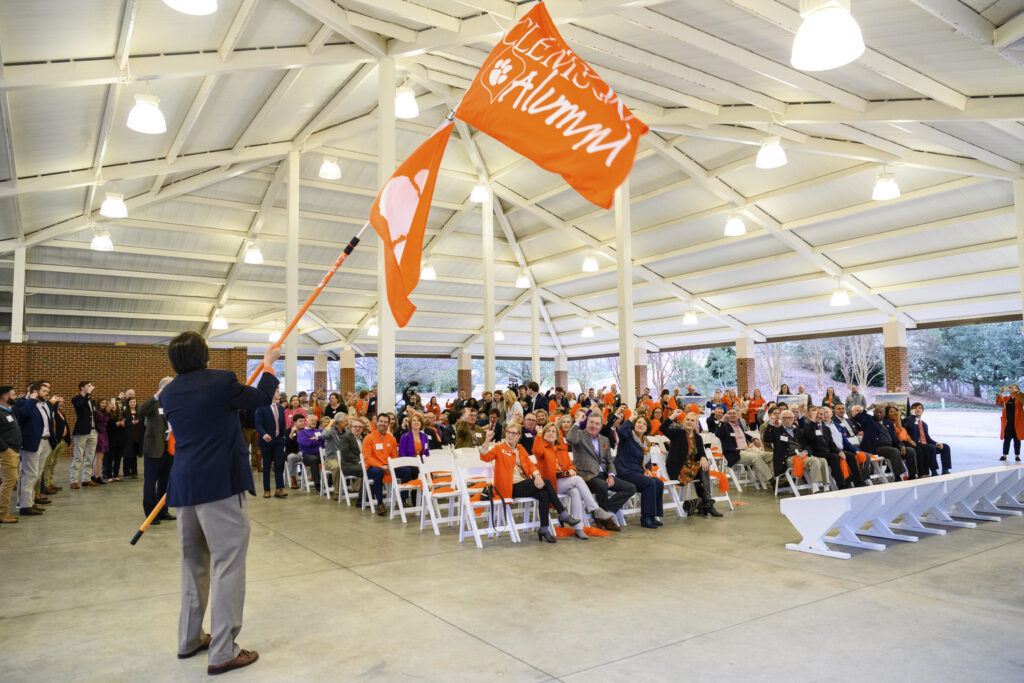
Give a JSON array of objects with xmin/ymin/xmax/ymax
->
[
  {"xmin": 297, "ymin": 415, "xmax": 332, "ymax": 492},
  {"xmin": 396, "ymin": 412, "xmax": 430, "ymax": 505}
]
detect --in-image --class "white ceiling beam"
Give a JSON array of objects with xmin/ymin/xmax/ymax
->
[
  {"xmin": 307, "ymin": 24, "xmax": 334, "ymax": 54},
  {"xmin": 286, "ymin": 0, "xmax": 388, "ymax": 57},
  {"xmin": 726, "ymin": 0, "xmax": 969, "ymax": 110},
  {"xmin": 366, "ymin": 0, "xmax": 462, "ymax": 32},
  {"xmin": 25, "ymin": 286, "xmax": 217, "ymax": 305},
  {"xmin": 870, "ymin": 268, "xmax": 1019, "ymax": 295},
  {"xmin": 0, "ymin": 45, "xmax": 371, "ymax": 90},
  {"xmin": 619, "ymin": 8, "xmax": 868, "ymax": 112},
  {"xmin": 45, "ymin": 239, "xmax": 236, "ymax": 263},
  {"xmin": 166, "ymin": 75, "xmax": 218, "ymax": 164},
  {"xmin": 22, "ymin": 327, "xmax": 186, "ymax": 339},
  {"xmin": 219, "ymin": 0, "xmax": 261, "ymax": 61},
  {"xmin": 910, "ymin": 0, "xmax": 1024, "ymax": 67},
  {"xmin": 233, "ymin": 69, "xmax": 305, "ymax": 152},
  {"xmin": 814, "ymin": 205, "xmax": 1015, "ymax": 253},
  {"xmin": 891, "ymin": 121, "xmax": 1023, "ymax": 174},
  {"xmin": 842, "ymin": 238, "xmax": 1018, "ymax": 273},
  {"xmin": 0, "ymin": 43, "xmax": 24, "ymax": 242},
  {"xmin": 16, "ymin": 262, "xmax": 226, "ymax": 286},
  {"xmin": 294, "ymin": 63, "xmax": 376, "ymax": 145},
  {"xmin": 994, "ymin": 11, "xmax": 1024, "ymax": 50}
]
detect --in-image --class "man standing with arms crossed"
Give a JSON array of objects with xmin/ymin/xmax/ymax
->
[
  {"xmin": 71, "ymin": 381, "xmax": 100, "ymax": 487},
  {"xmin": 160, "ymin": 331, "xmax": 280, "ymax": 675}
]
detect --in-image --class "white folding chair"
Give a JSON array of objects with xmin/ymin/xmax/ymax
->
[
  {"xmin": 296, "ymin": 459, "xmax": 316, "ymax": 493},
  {"xmin": 333, "ymin": 451, "xmax": 357, "ymax": 506},
  {"xmin": 359, "ymin": 452, "xmax": 383, "ymax": 512},
  {"xmin": 705, "ymin": 446, "xmax": 735, "ymax": 511},
  {"xmin": 774, "ymin": 466, "xmax": 813, "ymax": 498},
  {"xmin": 648, "ymin": 447, "xmax": 685, "ymax": 518},
  {"xmin": 317, "ymin": 448, "xmax": 334, "ymax": 499},
  {"xmin": 387, "ymin": 455, "xmax": 423, "ymax": 523},
  {"xmin": 456, "ymin": 464, "xmax": 520, "ymax": 547},
  {"xmin": 419, "ymin": 453, "xmax": 460, "ymax": 535}
]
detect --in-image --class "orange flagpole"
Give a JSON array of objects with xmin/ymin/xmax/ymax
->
[{"xmin": 131, "ymin": 224, "xmax": 370, "ymax": 544}]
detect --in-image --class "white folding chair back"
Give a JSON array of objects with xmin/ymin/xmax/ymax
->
[
  {"xmin": 706, "ymin": 447, "xmax": 735, "ymax": 510},
  {"xmin": 334, "ymin": 451, "xmax": 356, "ymax": 506},
  {"xmin": 318, "ymin": 448, "xmax": 334, "ymax": 499},
  {"xmin": 456, "ymin": 464, "xmax": 520, "ymax": 548},
  {"xmin": 454, "ymin": 447, "xmax": 486, "ymax": 468},
  {"xmin": 419, "ymin": 453, "xmax": 460, "ymax": 535},
  {"xmin": 388, "ymin": 455, "xmax": 423, "ymax": 523},
  {"xmin": 648, "ymin": 447, "xmax": 685, "ymax": 518},
  {"xmin": 359, "ymin": 451, "xmax": 380, "ymax": 512}
]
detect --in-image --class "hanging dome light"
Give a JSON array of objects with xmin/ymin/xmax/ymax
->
[
  {"xmin": 318, "ymin": 156, "xmax": 341, "ymax": 180},
  {"xmin": 420, "ymin": 261, "xmax": 436, "ymax": 280},
  {"xmin": 872, "ymin": 171, "xmax": 900, "ymax": 201},
  {"xmin": 126, "ymin": 94, "xmax": 167, "ymax": 134},
  {"xmin": 581, "ymin": 251, "xmax": 599, "ymax": 273},
  {"xmin": 243, "ymin": 243, "xmax": 263, "ymax": 264},
  {"xmin": 268, "ymin": 326, "xmax": 282, "ymax": 343},
  {"xmin": 515, "ymin": 271, "xmax": 530, "ymax": 288},
  {"xmin": 683, "ymin": 309, "xmax": 699, "ymax": 326},
  {"xmin": 494, "ymin": 328, "xmax": 505, "ymax": 341},
  {"xmin": 755, "ymin": 136, "xmax": 787, "ymax": 169},
  {"xmin": 791, "ymin": 0, "xmax": 865, "ymax": 72},
  {"xmin": 89, "ymin": 229, "xmax": 113, "ymax": 252},
  {"xmin": 724, "ymin": 213, "xmax": 746, "ymax": 237},
  {"xmin": 830, "ymin": 281, "xmax": 851, "ymax": 306},
  {"xmin": 581, "ymin": 324, "xmax": 594, "ymax": 338},
  {"xmin": 99, "ymin": 192, "xmax": 128, "ymax": 218},
  {"xmin": 394, "ymin": 85, "xmax": 420, "ymax": 119},
  {"xmin": 211, "ymin": 310, "xmax": 229, "ymax": 330},
  {"xmin": 470, "ymin": 183, "xmax": 489, "ymax": 203},
  {"xmin": 368, "ymin": 317, "xmax": 379, "ymax": 337},
  {"xmin": 163, "ymin": 0, "xmax": 218, "ymax": 15}
]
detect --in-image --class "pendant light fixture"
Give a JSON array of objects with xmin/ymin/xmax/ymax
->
[
  {"xmin": 243, "ymin": 242, "xmax": 263, "ymax": 264},
  {"xmin": 829, "ymin": 280, "xmax": 851, "ymax": 306},
  {"xmin": 211, "ymin": 310, "xmax": 229, "ymax": 330},
  {"xmin": 268, "ymin": 323, "xmax": 282, "ymax": 343},
  {"xmin": 515, "ymin": 271, "xmax": 530, "ymax": 288},
  {"xmin": 318, "ymin": 156, "xmax": 341, "ymax": 180},
  {"xmin": 99, "ymin": 192, "xmax": 128, "ymax": 218},
  {"xmin": 581, "ymin": 323, "xmax": 595, "ymax": 338},
  {"xmin": 683, "ymin": 309, "xmax": 699, "ymax": 326},
  {"xmin": 581, "ymin": 251, "xmax": 599, "ymax": 273},
  {"xmin": 470, "ymin": 183, "xmax": 489, "ymax": 203},
  {"xmin": 420, "ymin": 261, "xmax": 436, "ymax": 280},
  {"xmin": 724, "ymin": 213, "xmax": 746, "ymax": 237},
  {"xmin": 89, "ymin": 228, "xmax": 114, "ymax": 252},
  {"xmin": 791, "ymin": 0, "xmax": 865, "ymax": 72},
  {"xmin": 872, "ymin": 169, "xmax": 900, "ymax": 201},
  {"xmin": 163, "ymin": 0, "xmax": 218, "ymax": 15},
  {"xmin": 368, "ymin": 317, "xmax": 379, "ymax": 337},
  {"xmin": 394, "ymin": 82, "xmax": 419, "ymax": 119},
  {"xmin": 494, "ymin": 328, "xmax": 505, "ymax": 341},
  {"xmin": 755, "ymin": 136, "xmax": 787, "ymax": 169},
  {"xmin": 126, "ymin": 94, "xmax": 167, "ymax": 134}
]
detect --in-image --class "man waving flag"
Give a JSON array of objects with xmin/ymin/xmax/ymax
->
[
  {"xmin": 455, "ymin": 2, "xmax": 648, "ymax": 209},
  {"xmin": 369, "ymin": 121, "xmax": 454, "ymax": 328}
]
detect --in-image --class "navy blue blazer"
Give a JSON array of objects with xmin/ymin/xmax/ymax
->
[
  {"xmin": 903, "ymin": 415, "xmax": 936, "ymax": 445},
  {"xmin": 851, "ymin": 411, "xmax": 887, "ymax": 453},
  {"xmin": 162, "ymin": 369, "xmax": 279, "ymax": 507},
  {"xmin": 14, "ymin": 396, "xmax": 56, "ymax": 452},
  {"xmin": 255, "ymin": 402, "xmax": 287, "ymax": 442},
  {"xmin": 613, "ymin": 421, "xmax": 646, "ymax": 477}
]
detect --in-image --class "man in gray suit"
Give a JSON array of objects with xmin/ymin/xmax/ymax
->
[
  {"xmin": 139, "ymin": 377, "xmax": 175, "ymax": 523},
  {"xmin": 567, "ymin": 411, "xmax": 635, "ymax": 531}
]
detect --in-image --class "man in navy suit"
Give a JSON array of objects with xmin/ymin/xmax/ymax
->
[
  {"xmin": 255, "ymin": 388, "xmax": 288, "ymax": 498},
  {"xmin": 905, "ymin": 402, "xmax": 951, "ymax": 476},
  {"xmin": 160, "ymin": 331, "xmax": 280, "ymax": 676},
  {"xmin": 14, "ymin": 381, "xmax": 56, "ymax": 516}
]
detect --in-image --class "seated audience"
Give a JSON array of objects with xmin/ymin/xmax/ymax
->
[
  {"xmin": 614, "ymin": 416, "xmax": 665, "ymax": 529},
  {"xmin": 663, "ymin": 410, "xmax": 721, "ymax": 517},
  {"xmin": 714, "ymin": 408, "xmax": 773, "ymax": 485},
  {"xmin": 454, "ymin": 407, "xmax": 486, "ymax": 449},
  {"xmin": 532, "ymin": 423, "xmax": 614, "ymax": 539},
  {"xmin": 764, "ymin": 410, "xmax": 829, "ymax": 491},
  {"xmin": 905, "ymin": 403, "xmax": 951, "ymax": 476},
  {"xmin": 363, "ymin": 413, "xmax": 399, "ymax": 515},
  {"xmin": 324, "ymin": 415, "xmax": 362, "ymax": 493},
  {"xmin": 852, "ymin": 406, "xmax": 907, "ymax": 481},
  {"xmin": 566, "ymin": 412, "xmax": 630, "ymax": 531}
]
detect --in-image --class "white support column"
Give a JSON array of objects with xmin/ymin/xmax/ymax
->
[
  {"xmin": 286, "ymin": 150, "xmax": 299, "ymax": 396},
  {"xmin": 377, "ymin": 56, "xmax": 397, "ymax": 414},
  {"xmin": 615, "ymin": 180, "xmax": 636, "ymax": 410},
  {"xmin": 531, "ymin": 291, "xmax": 541, "ymax": 384},
  {"xmin": 11, "ymin": 247, "xmax": 25, "ymax": 343},
  {"xmin": 1015, "ymin": 180, "xmax": 1024, "ymax": 333},
  {"xmin": 482, "ymin": 187, "xmax": 495, "ymax": 390},
  {"xmin": 554, "ymin": 352, "xmax": 569, "ymax": 391}
]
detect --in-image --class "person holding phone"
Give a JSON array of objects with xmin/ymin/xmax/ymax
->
[{"xmin": 997, "ymin": 385, "xmax": 1023, "ymax": 462}]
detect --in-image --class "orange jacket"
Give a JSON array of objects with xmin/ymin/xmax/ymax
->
[
  {"xmin": 746, "ymin": 398, "xmax": 765, "ymax": 425},
  {"xmin": 362, "ymin": 429, "xmax": 398, "ymax": 469},
  {"xmin": 650, "ymin": 418, "xmax": 662, "ymax": 436},
  {"xmin": 997, "ymin": 394, "xmax": 1024, "ymax": 439},
  {"xmin": 481, "ymin": 442, "xmax": 537, "ymax": 499},
  {"xmin": 532, "ymin": 437, "xmax": 573, "ymax": 483},
  {"xmin": 603, "ymin": 392, "xmax": 615, "ymax": 405}
]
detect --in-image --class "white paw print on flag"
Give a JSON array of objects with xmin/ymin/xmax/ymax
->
[
  {"xmin": 480, "ymin": 49, "xmax": 525, "ymax": 104},
  {"xmin": 489, "ymin": 58, "xmax": 513, "ymax": 86}
]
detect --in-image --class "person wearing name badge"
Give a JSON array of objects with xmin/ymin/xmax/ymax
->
[
  {"xmin": 764, "ymin": 410, "xmax": 829, "ymax": 491},
  {"xmin": 714, "ymin": 408, "xmax": 773, "ymax": 486},
  {"xmin": 614, "ymin": 416, "xmax": 665, "ymax": 529},
  {"xmin": 663, "ymin": 410, "xmax": 721, "ymax": 517},
  {"xmin": 822, "ymin": 406, "xmax": 865, "ymax": 487},
  {"xmin": 799, "ymin": 407, "xmax": 851, "ymax": 489},
  {"xmin": 296, "ymin": 416, "xmax": 332, "ymax": 493},
  {"xmin": 363, "ymin": 413, "xmax": 398, "ymax": 516},
  {"xmin": 532, "ymin": 422, "xmax": 614, "ymax": 539}
]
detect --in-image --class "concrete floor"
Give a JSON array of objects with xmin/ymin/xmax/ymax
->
[{"xmin": 2, "ymin": 442, "xmax": 1023, "ymax": 682}]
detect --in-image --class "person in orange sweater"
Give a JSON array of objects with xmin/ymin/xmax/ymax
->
[
  {"xmin": 997, "ymin": 384, "xmax": 1023, "ymax": 461},
  {"xmin": 481, "ymin": 423, "xmax": 579, "ymax": 543},
  {"xmin": 532, "ymin": 423, "xmax": 613, "ymax": 539},
  {"xmin": 362, "ymin": 413, "xmax": 398, "ymax": 515}
]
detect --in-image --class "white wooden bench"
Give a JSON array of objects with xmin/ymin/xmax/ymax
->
[{"xmin": 780, "ymin": 465, "xmax": 1024, "ymax": 559}]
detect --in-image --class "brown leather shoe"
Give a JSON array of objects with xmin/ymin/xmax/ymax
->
[
  {"xmin": 177, "ymin": 633, "xmax": 211, "ymax": 659},
  {"xmin": 208, "ymin": 649, "xmax": 258, "ymax": 676},
  {"xmin": 50, "ymin": 484, "xmax": 63, "ymax": 491},
  {"xmin": 600, "ymin": 517, "xmax": 621, "ymax": 532},
  {"xmin": 84, "ymin": 480, "xmax": 99, "ymax": 487},
  {"xmin": 43, "ymin": 486, "xmax": 59, "ymax": 495},
  {"xmin": 35, "ymin": 497, "xmax": 52, "ymax": 505},
  {"xmin": 70, "ymin": 483, "xmax": 81, "ymax": 490},
  {"xmin": 0, "ymin": 515, "xmax": 19, "ymax": 523}
]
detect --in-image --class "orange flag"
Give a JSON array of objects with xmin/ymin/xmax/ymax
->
[
  {"xmin": 455, "ymin": 3, "xmax": 648, "ymax": 209},
  {"xmin": 369, "ymin": 121, "xmax": 454, "ymax": 327}
]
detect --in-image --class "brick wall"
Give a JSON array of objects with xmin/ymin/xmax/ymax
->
[
  {"xmin": 634, "ymin": 364, "xmax": 648, "ymax": 398},
  {"xmin": 457, "ymin": 368, "xmax": 472, "ymax": 396},
  {"xmin": 313, "ymin": 371, "xmax": 327, "ymax": 395},
  {"xmin": 0, "ymin": 342, "xmax": 247, "ymax": 431},
  {"xmin": 737, "ymin": 357, "xmax": 756, "ymax": 397},
  {"xmin": 555, "ymin": 370, "xmax": 568, "ymax": 391},
  {"xmin": 340, "ymin": 367, "xmax": 355, "ymax": 394},
  {"xmin": 884, "ymin": 345, "xmax": 909, "ymax": 392}
]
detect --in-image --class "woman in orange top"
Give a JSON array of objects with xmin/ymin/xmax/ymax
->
[
  {"xmin": 481, "ymin": 423, "xmax": 578, "ymax": 543},
  {"xmin": 533, "ymin": 423, "xmax": 613, "ymax": 539},
  {"xmin": 649, "ymin": 407, "xmax": 663, "ymax": 436},
  {"xmin": 997, "ymin": 384, "xmax": 1023, "ymax": 461},
  {"xmin": 426, "ymin": 396, "xmax": 441, "ymax": 419},
  {"xmin": 355, "ymin": 390, "xmax": 369, "ymax": 417},
  {"xmin": 746, "ymin": 389, "xmax": 765, "ymax": 427}
]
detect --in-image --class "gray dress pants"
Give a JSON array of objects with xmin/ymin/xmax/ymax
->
[{"xmin": 176, "ymin": 493, "xmax": 250, "ymax": 666}]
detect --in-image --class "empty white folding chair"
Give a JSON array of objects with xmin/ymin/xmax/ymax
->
[
  {"xmin": 317, "ymin": 448, "xmax": 334, "ymax": 499},
  {"xmin": 705, "ymin": 447, "xmax": 735, "ymax": 511},
  {"xmin": 648, "ymin": 447, "xmax": 685, "ymax": 518},
  {"xmin": 419, "ymin": 453, "xmax": 461, "ymax": 535},
  {"xmin": 456, "ymin": 464, "xmax": 521, "ymax": 547},
  {"xmin": 335, "ymin": 451, "xmax": 357, "ymax": 506}
]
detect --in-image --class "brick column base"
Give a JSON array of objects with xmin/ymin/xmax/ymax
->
[
  {"xmin": 884, "ymin": 346, "xmax": 909, "ymax": 392},
  {"xmin": 314, "ymin": 371, "xmax": 327, "ymax": 395},
  {"xmin": 458, "ymin": 369, "xmax": 472, "ymax": 396},
  {"xmin": 555, "ymin": 370, "xmax": 568, "ymax": 391},
  {"xmin": 340, "ymin": 368, "xmax": 355, "ymax": 394},
  {"xmin": 737, "ymin": 357, "xmax": 755, "ymax": 397},
  {"xmin": 634, "ymin": 364, "xmax": 648, "ymax": 398}
]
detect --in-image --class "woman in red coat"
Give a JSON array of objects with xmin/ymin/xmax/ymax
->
[{"xmin": 996, "ymin": 384, "xmax": 1023, "ymax": 461}]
